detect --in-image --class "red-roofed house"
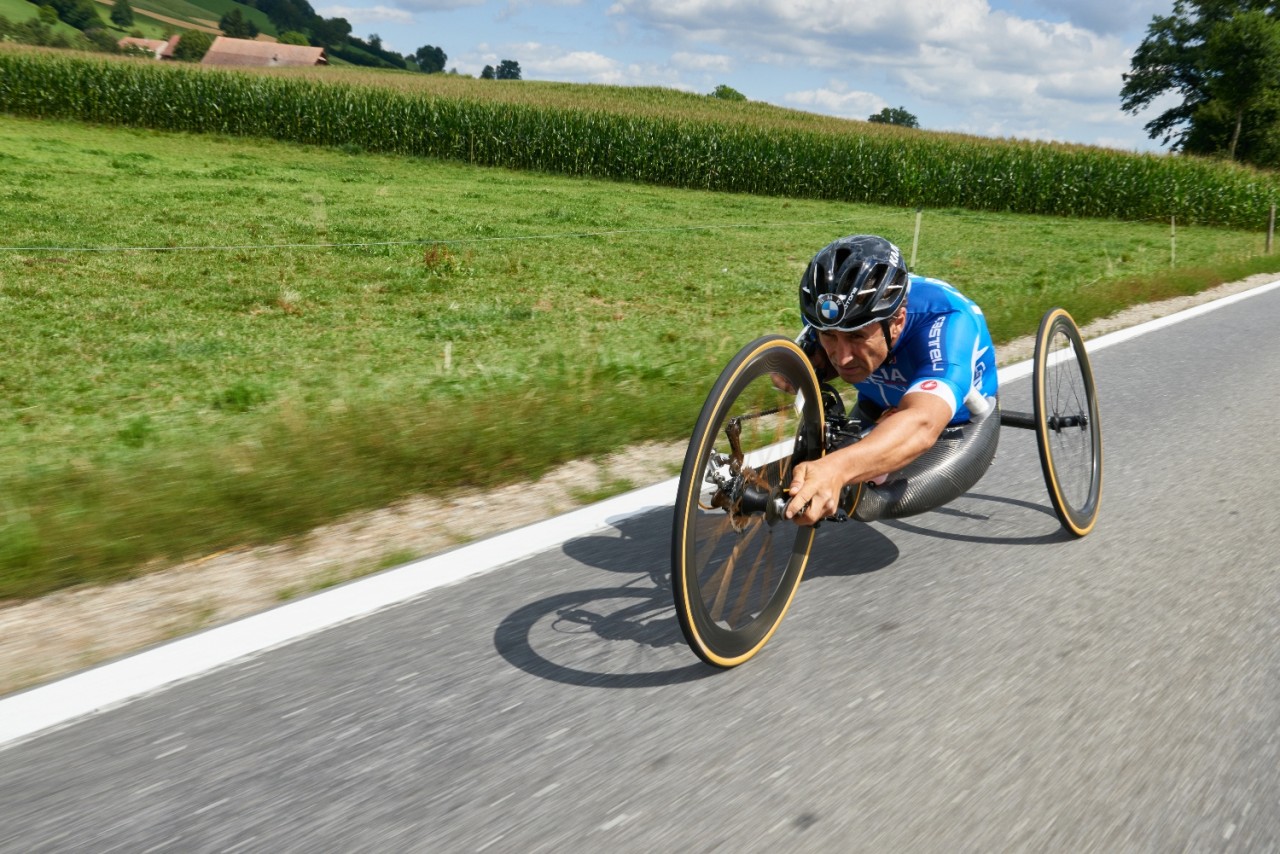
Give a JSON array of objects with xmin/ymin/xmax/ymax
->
[
  {"xmin": 200, "ymin": 36, "xmax": 327, "ymax": 67},
  {"xmin": 117, "ymin": 34, "xmax": 181, "ymax": 60}
]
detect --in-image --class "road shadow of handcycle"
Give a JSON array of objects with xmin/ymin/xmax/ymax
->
[{"xmin": 492, "ymin": 488, "xmax": 1067, "ymax": 688}]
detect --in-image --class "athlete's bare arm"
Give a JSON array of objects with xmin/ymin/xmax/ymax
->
[{"xmin": 784, "ymin": 391, "xmax": 952, "ymax": 526}]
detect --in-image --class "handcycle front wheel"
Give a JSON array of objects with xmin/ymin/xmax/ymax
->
[
  {"xmin": 671, "ymin": 335, "xmax": 824, "ymax": 668},
  {"xmin": 1032, "ymin": 308, "xmax": 1103, "ymax": 536}
]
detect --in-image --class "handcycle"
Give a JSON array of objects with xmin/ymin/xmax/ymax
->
[{"xmin": 669, "ymin": 307, "xmax": 1102, "ymax": 668}]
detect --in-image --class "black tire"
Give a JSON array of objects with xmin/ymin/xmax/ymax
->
[
  {"xmin": 671, "ymin": 335, "xmax": 824, "ymax": 668},
  {"xmin": 1032, "ymin": 308, "xmax": 1103, "ymax": 536}
]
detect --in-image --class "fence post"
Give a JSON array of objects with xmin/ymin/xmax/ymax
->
[
  {"xmin": 911, "ymin": 207, "xmax": 923, "ymax": 270},
  {"xmin": 1269, "ymin": 204, "xmax": 1276, "ymax": 255},
  {"xmin": 1170, "ymin": 216, "xmax": 1176, "ymax": 268}
]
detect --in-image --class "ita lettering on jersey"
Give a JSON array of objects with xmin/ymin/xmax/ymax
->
[{"xmin": 870, "ymin": 366, "xmax": 908, "ymax": 384}]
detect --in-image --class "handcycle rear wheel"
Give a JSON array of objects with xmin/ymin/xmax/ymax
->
[
  {"xmin": 1032, "ymin": 308, "xmax": 1103, "ymax": 536},
  {"xmin": 671, "ymin": 335, "xmax": 824, "ymax": 668}
]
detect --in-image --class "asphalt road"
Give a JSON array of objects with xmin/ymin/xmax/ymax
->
[{"xmin": 3, "ymin": 288, "xmax": 1280, "ymax": 852}]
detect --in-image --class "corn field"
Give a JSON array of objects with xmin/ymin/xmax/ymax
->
[{"xmin": 2, "ymin": 47, "xmax": 1278, "ymax": 228}]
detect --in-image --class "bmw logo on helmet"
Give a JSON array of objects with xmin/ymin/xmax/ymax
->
[{"xmin": 818, "ymin": 294, "xmax": 843, "ymax": 322}]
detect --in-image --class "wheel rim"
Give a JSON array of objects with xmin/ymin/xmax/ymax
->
[
  {"xmin": 1037, "ymin": 313, "xmax": 1102, "ymax": 535},
  {"xmin": 673, "ymin": 337, "xmax": 822, "ymax": 666}
]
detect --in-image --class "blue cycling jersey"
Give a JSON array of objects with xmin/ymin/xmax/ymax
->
[{"xmin": 807, "ymin": 275, "xmax": 998, "ymax": 424}]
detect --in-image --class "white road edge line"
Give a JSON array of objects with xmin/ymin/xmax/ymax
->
[{"xmin": 3, "ymin": 276, "xmax": 1279, "ymax": 749}]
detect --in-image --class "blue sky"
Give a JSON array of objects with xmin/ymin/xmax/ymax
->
[{"xmin": 314, "ymin": 0, "xmax": 1178, "ymax": 153}]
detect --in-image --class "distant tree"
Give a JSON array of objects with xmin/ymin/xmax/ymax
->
[
  {"xmin": 110, "ymin": 0, "xmax": 133, "ymax": 28},
  {"xmin": 219, "ymin": 7, "xmax": 258, "ymax": 39},
  {"xmin": 309, "ymin": 16, "xmax": 350, "ymax": 48},
  {"xmin": 495, "ymin": 58, "xmax": 521, "ymax": 79},
  {"xmin": 480, "ymin": 64, "xmax": 495, "ymax": 79},
  {"xmin": 171, "ymin": 28, "xmax": 213, "ymax": 60},
  {"xmin": 868, "ymin": 106, "xmax": 920, "ymax": 128},
  {"xmin": 414, "ymin": 44, "xmax": 446, "ymax": 73},
  {"xmin": 277, "ymin": 30, "xmax": 310, "ymax": 45},
  {"xmin": 18, "ymin": 14, "xmax": 61, "ymax": 45},
  {"xmin": 710, "ymin": 84, "xmax": 746, "ymax": 101},
  {"xmin": 345, "ymin": 33, "xmax": 409, "ymax": 68},
  {"xmin": 51, "ymin": 0, "xmax": 103, "ymax": 31},
  {"xmin": 253, "ymin": 0, "xmax": 311, "ymax": 35},
  {"xmin": 82, "ymin": 26, "xmax": 121, "ymax": 51}
]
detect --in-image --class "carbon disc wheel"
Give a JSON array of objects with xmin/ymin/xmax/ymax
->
[
  {"xmin": 1032, "ymin": 308, "xmax": 1103, "ymax": 536},
  {"xmin": 670, "ymin": 335, "xmax": 824, "ymax": 668}
]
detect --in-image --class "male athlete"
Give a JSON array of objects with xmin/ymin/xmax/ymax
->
[{"xmin": 781, "ymin": 235, "xmax": 998, "ymax": 526}]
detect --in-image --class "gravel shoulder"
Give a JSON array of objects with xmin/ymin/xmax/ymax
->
[{"xmin": 2, "ymin": 273, "xmax": 1274, "ymax": 696}]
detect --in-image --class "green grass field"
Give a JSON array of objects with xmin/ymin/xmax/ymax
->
[
  {"xmin": 0, "ymin": 0, "xmax": 276, "ymax": 40},
  {"xmin": 2, "ymin": 112, "xmax": 1278, "ymax": 599},
  {"xmin": 115, "ymin": 0, "xmax": 277, "ymax": 35},
  {"xmin": 0, "ymin": 0, "xmax": 93, "ymax": 39},
  {"xmin": 0, "ymin": 0, "xmax": 214, "ymax": 43}
]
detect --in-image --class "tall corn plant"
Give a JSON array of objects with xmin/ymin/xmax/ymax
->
[{"xmin": 1, "ymin": 48, "xmax": 1276, "ymax": 228}]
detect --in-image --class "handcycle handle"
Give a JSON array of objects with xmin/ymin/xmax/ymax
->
[{"xmin": 778, "ymin": 484, "xmax": 858, "ymax": 528}]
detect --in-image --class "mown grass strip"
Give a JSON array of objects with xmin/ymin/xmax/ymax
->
[{"xmin": 1, "ymin": 46, "xmax": 1278, "ymax": 228}]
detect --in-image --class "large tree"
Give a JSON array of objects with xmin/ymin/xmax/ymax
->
[
  {"xmin": 109, "ymin": 0, "xmax": 132, "ymax": 28},
  {"xmin": 495, "ymin": 59, "xmax": 521, "ymax": 80},
  {"xmin": 309, "ymin": 16, "xmax": 350, "ymax": 48},
  {"xmin": 171, "ymin": 28, "xmax": 213, "ymax": 61},
  {"xmin": 41, "ymin": 0, "xmax": 102, "ymax": 30},
  {"xmin": 414, "ymin": 44, "xmax": 446, "ymax": 73},
  {"xmin": 867, "ymin": 106, "xmax": 920, "ymax": 128},
  {"xmin": 1122, "ymin": 1, "xmax": 1280, "ymax": 165},
  {"xmin": 219, "ymin": 7, "xmax": 258, "ymax": 39}
]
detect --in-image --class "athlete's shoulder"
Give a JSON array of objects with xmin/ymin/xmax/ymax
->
[{"xmin": 907, "ymin": 275, "xmax": 984, "ymax": 316}]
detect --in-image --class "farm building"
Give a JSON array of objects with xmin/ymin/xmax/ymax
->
[
  {"xmin": 200, "ymin": 37, "xmax": 327, "ymax": 67},
  {"xmin": 117, "ymin": 35, "xmax": 181, "ymax": 60}
]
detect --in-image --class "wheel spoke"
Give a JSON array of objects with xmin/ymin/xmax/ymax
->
[
  {"xmin": 726, "ymin": 537, "xmax": 772, "ymax": 627},
  {"xmin": 704, "ymin": 518, "xmax": 763, "ymax": 619},
  {"xmin": 693, "ymin": 510, "xmax": 735, "ymax": 575}
]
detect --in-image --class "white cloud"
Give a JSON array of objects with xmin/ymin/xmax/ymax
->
[
  {"xmin": 609, "ymin": 0, "xmax": 1135, "ymax": 113},
  {"xmin": 608, "ymin": 0, "xmax": 1002, "ymax": 57},
  {"xmin": 671, "ymin": 51, "xmax": 732, "ymax": 73},
  {"xmin": 318, "ymin": 4, "xmax": 415, "ymax": 25},
  {"xmin": 355, "ymin": 0, "xmax": 1168, "ymax": 149},
  {"xmin": 456, "ymin": 41, "xmax": 684, "ymax": 86},
  {"xmin": 785, "ymin": 83, "xmax": 883, "ymax": 119},
  {"xmin": 530, "ymin": 49, "xmax": 621, "ymax": 78},
  {"xmin": 497, "ymin": 0, "xmax": 586, "ymax": 22},
  {"xmin": 362, "ymin": 0, "xmax": 479, "ymax": 10}
]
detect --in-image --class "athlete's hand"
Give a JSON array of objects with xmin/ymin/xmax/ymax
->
[
  {"xmin": 784, "ymin": 457, "xmax": 846, "ymax": 526},
  {"xmin": 771, "ymin": 372, "xmax": 796, "ymax": 394}
]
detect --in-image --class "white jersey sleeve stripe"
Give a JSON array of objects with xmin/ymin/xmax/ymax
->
[{"xmin": 905, "ymin": 378, "xmax": 958, "ymax": 418}]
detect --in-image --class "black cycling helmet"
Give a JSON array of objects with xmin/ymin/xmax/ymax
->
[{"xmin": 799, "ymin": 235, "xmax": 910, "ymax": 332}]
